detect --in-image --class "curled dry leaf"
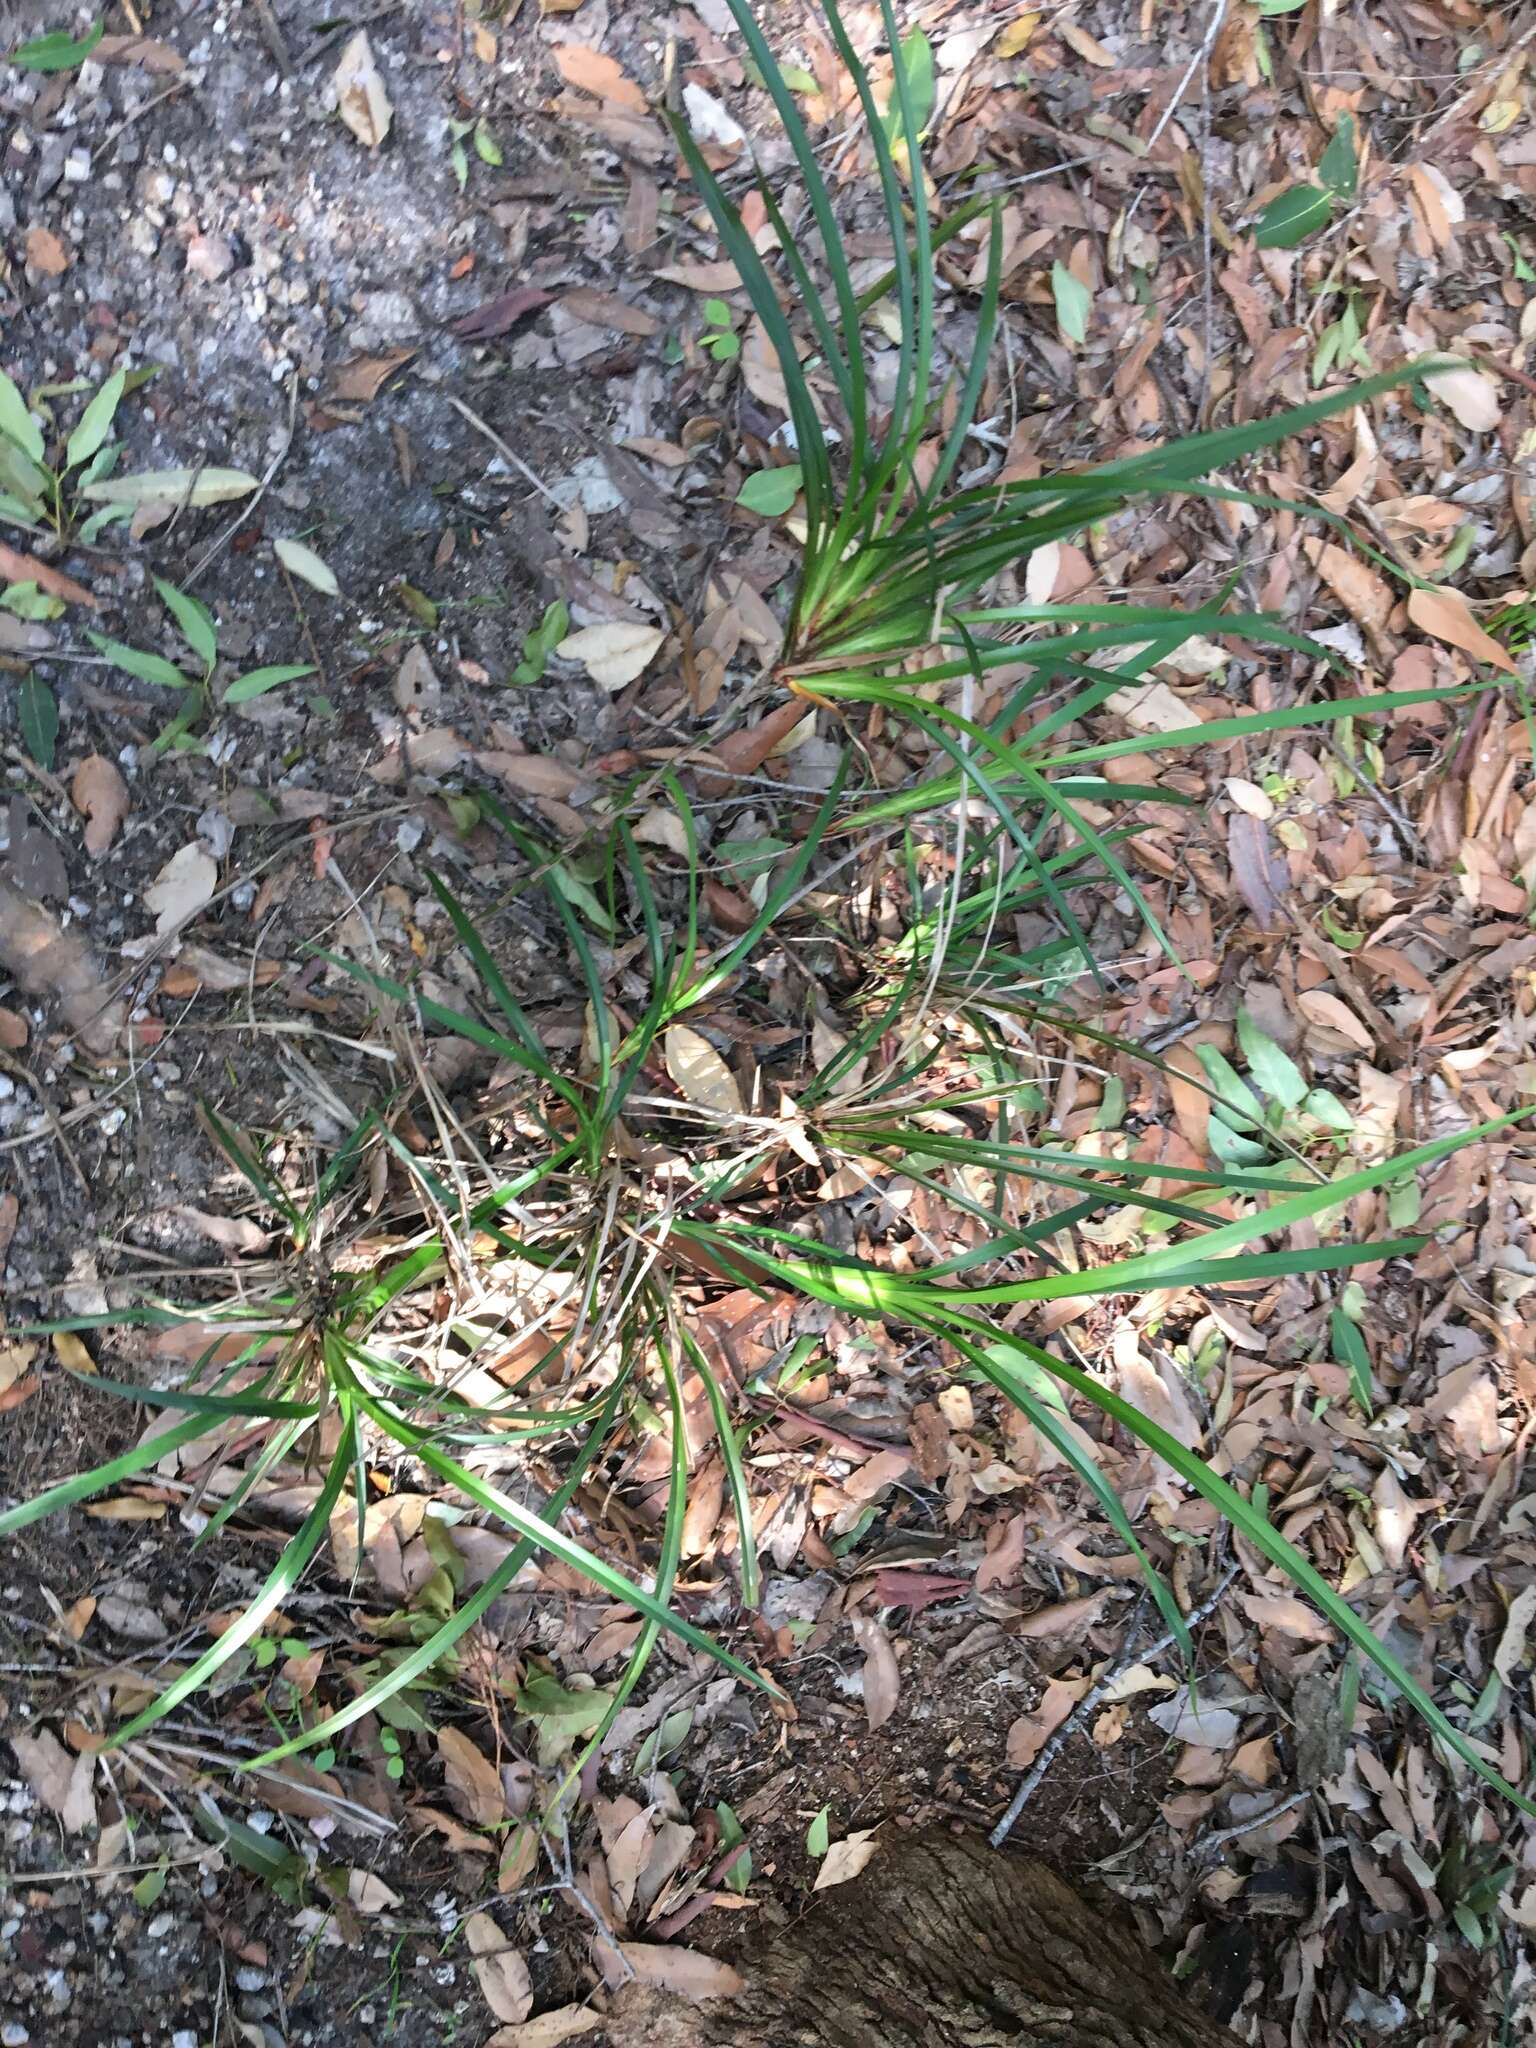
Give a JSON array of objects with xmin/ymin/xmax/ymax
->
[
  {"xmin": 466, "ymin": 1912, "xmax": 534, "ymax": 2024},
  {"xmin": 1406, "ymin": 584, "xmax": 1517, "ymax": 675},
  {"xmin": 335, "ymin": 30, "xmax": 393, "ymax": 148},
  {"xmin": 812, "ymin": 1828, "xmax": 880, "ymax": 1893},
  {"xmin": 557, "ymin": 621, "xmax": 665, "ymax": 691},
  {"xmin": 348, "ymin": 1869, "xmax": 404, "ymax": 1913},
  {"xmin": 71, "ymin": 755, "xmax": 130, "ymax": 856},
  {"xmin": 1006, "ymin": 1675, "xmax": 1089, "ymax": 1768},
  {"xmin": 0, "ymin": 543, "xmax": 95, "ymax": 608},
  {"xmin": 144, "ymin": 841, "xmax": 218, "ymax": 938},
  {"xmin": 615, "ymin": 1943, "xmax": 743, "ymax": 2000},
  {"xmin": 438, "ymin": 1725, "xmax": 505, "ymax": 1827},
  {"xmin": 664, "ymin": 1024, "xmax": 743, "ymax": 1118},
  {"xmin": 10, "ymin": 1727, "xmax": 97, "ymax": 1834}
]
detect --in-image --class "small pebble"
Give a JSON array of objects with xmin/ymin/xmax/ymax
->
[{"xmin": 3, "ymin": 2021, "xmax": 31, "ymax": 2046}]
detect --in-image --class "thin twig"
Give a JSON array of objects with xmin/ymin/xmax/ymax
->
[
  {"xmin": 990, "ymin": 1563, "xmax": 1239, "ymax": 1848},
  {"xmin": 443, "ymin": 391, "xmax": 564, "ymax": 509},
  {"xmin": 1193, "ymin": 1789, "xmax": 1310, "ymax": 1862}
]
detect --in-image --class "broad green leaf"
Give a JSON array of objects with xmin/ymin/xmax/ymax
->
[
  {"xmin": 2, "ymin": 582, "xmax": 62, "ymax": 621},
  {"xmin": 224, "ymin": 663, "xmax": 317, "ymax": 704},
  {"xmin": 473, "ymin": 117, "xmax": 503, "ymax": 165},
  {"xmin": 18, "ymin": 675, "xmax": 58, "ymax": 769},
  {"xmin": 1319, "ymin": 114, "xmax": 1357, "ymax": 201},
  {"xmin": 65, "ymin": 368, "xmax": 126, "ymax": 472},
  {"xmin": 510, "ymin": 598, "xmax": 569, "ymax": 685},
  {"xmin": 86, "ymin": 631, "xmax": 189, "ymax": 690},
  {"xmin": 1331, "ymin": 1306, "xmax": 1373, "ymax": 1414},
  {"xmin": 0, "ymin": 368, "xmax": 45, "ymax": 464},
  {"xmin": 12, "ymin": 20, "xmax": 104, "ymax": 71},
  {"xmin": 1236, "ymin": 1008, "xmax": 1308, "ymax": 1111},
  {"xmin": 153, "ymin": 577, "xmax": 219, "ymax": 673},
  {"xmin": 736, "ymin": 464, "xmax": 804, "ymax": 516},
  {"xmin": 1254, "ymin": 0, "xmax": 1306, "ymax": 10},
  {"xmin": 81, "ymin": 467, "xmax": 259, "ymax": 507},
  {"xmin": 1051, "ymin": 261, "xmax": 1091, "ymax": 344},
  {"xmin": 806, "ymin": 1807, "xmax": 831, "ymax": 1857},
  {"xmin": 882, "ymin": 27, "xmax": 935, "ymax": 137},
  {"xmin": 274, "ymin": 537, "xmax": 340, "ymax": 597},
  {"xmin": 1255, "ymin": 184, "xmax": 1331, "ymax": 250}
]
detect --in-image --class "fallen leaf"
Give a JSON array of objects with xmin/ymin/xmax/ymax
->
[
  {"xmin": 558, "ymin": 288, "xmax": 659, "ymax": 336},
  {"xmin": 173, "ymin": 1206, "xmax": 267, "ymax": 1254},
  {"xmin": 812, "ymin": 1829, "xmax": 880, "ymax": 1893},
  {"xmin": 0, "ymin": 878, "xmax": 124, "ymax": 1052},
  {"xmin": 52, "ymin": 1330, "xmax": 95, "ymax": 1374},
  {"xmin": 681, "ymin": 81, "xmax": 746, "ymax": 147},
  {"xmin": 665, "ymin": 1025, "xmax": 742, "ymax": 1118},
  {"xmin": 274, "ymin": 537, "xmax": 340, "ymax": 597},
  {"xmin": 1006, "ymin": 1675, "xmax": 1090, "ymax": 1767},
  {"xmin": 95, "ymin": 33, "xmax": 184, "ymax": 72},
  {"xmin": 25, "ymin": 226, "xmax": 70, "ymax": 275},
  {"xmin": 1296, "ymin": 989, "xmax": 1373, "ymax": 1049},
  {"xmin": 85, "ymin": 1497, "xmax": 166, "ymax": 1521},
  {"xmin": 335, "ymin": 31, "xmax": 393, "ymax": 148},
  {"xmin": 81, "ymin": 468, "xmax": 258, "ymax": 508},
  {"xmin": 453, "ymin": 288, "xmax": 553, "ymax": 340},
  {"xmin": 0, "ymin": 543, "xmax": 96, "ymax": 608},
  {"xmin": 486, "ymin": 2007, "xmax": 602, "ymax": 2048},
  {"xmin": 71, "ymin": 755, "xmax": 130, "ymax": 856},
  {"xmin": 466, "ymin": 1911, "xmax": 534, "ymax": 2024},
  {"xmin": 851, "ymin": 1615, "xmax": 900, "ymax": 1731},
  {"xmin": 327, "ymin": 350, "xmax": 416, "ymax": 402},
  {"xmin": 1015, "ymin": 1591, "xmax": 1108, "ymax": 1640},
  {"xmin": 616, "ymin": 1943, "xmax": 744, "ymax": 1998},
  {"xmin": 439, "ymin": 1726, "xmax": 505, "ymax": 1827},
  {"xmin": 1494, "ymin": 1585, "xmax": 1536, "ymax": 1684},
  {"xmin": 557, "ymin": 621, "xmax": 664, "ymax": 690},
  {"xmin": 1106, "ymin": 677, "xmax": 1196, "ymax": 735},
  {"xmin": 552, "ymin": 44, "xmax": 647, "ymax": 111},
  {"xmin": 1407, "ymin": 585, "xmax": 1518, "ymax": 675},
  {"xmin": 1424, "ymin": 364, "xmax": 1499, "ymax": 433},
  {"xmin": 1303, "ymin": 537, "xmax": 1393, "ymax": 637},
  {"xmin": 348, "ymin": 1869, "xmax": 404, "ymax": 1914},
  {"xmin": 0, "ymin": 1009, "xmax": 24, "ymax": 1050},
  {"xmin": 10, "ymin": 1727, "xmax": 96, "ymax": 1833},
  {"xmin": 144, "ymin": 841, "xmax": 218, "ymax": 938}
]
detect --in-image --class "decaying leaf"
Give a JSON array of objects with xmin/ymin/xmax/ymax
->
[
  {"xmin": 665, "ymin": 1025, "xmax": 742, "ymax": 1118},
  {"xmin": 334, "ymin": 31, "xmax": 393, "ymax": 148},
  {"xmin": 486, "ymin": 2007, "xmax": 602, "ymax": 2048},
  {"xmin": 1424, "ymin": 364, "xmax": 1499, "ymax": 433},
  {"xmin": 71, "ymin": 755, "xmax": 130, "ymax": 856},
  {"xmin": 557, "ymin": 621, "xmax": 665, "ymax": 691},
  {"xmin": 851, "ymin": 1614, "xmax": 900, "ymax": 1732},
  {"xmin": 812, "ymin": 1828, "xmax": 881, "ymax": 1893},
  {"xmin": 81, "ymin": 469, "xmax": 258, "ymax": 508},
  {"xmin": 466, "ymin": 1912, "xmax": 535, "ymax": 2023},
  {"xmin": 348, "ymin": 1869, "xmax": 404, "ymax": 1914}
]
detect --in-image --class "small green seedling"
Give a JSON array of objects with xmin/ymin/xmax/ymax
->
[
  {"xmin": 88, "ymin": 576, "xmax": 315, "ymax": 749},
  {"xmin": 0, "ymin": 364, "xmax": 132, "ymax": 541},
  {"xmin": 700, "ymin": 298, "xmax": 741, "ymax": 361},
  {"xmin": 11, "ymin": 20, "xmax": 103, "ymax": 72},
  {"xmin": 510, "ymin": 598, "xmax": 569, "ymax": 685}
]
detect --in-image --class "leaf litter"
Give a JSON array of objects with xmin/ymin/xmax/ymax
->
[{"xmin": 4, "ymin": 1, "xmax": 1536, "ymax": 2044}]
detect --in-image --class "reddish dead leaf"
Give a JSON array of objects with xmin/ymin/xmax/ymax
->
[
  {"xmin": 0, "ymin": 1006, "xmax": 26, "ymax": 1051},
  {"xmin": 1006, "ymin": 1675, "xmax": 1089, "ymax": 1768},
  {"xmin": 552, "ymin": 44, "xmax": 647, "ymax": 111},
  {"xmin": 453, "ymin": 287, "xmax": 553, "ymax": 340},
  {"xmin": 327, "ymin": 350, "xmax": 416, "ymax": 403},
  {"xmin": 1227, "ymin": 811, "xmax": 1287, "ymax": 929},
  {"xmin": 25, "ymin": 227, "xmax": 70, "ymax": 276},
  {"xmin": 95, "ymin": 33, "xmax": 185, "ymax": 72},
  {"xmin": 558, "ymin": 288, "xmax": 659, "ymax": 336},
  {"xmin": 616, "ymin": 1944, "xmax": 742, "ymax": 2000},
  {"xmin": 439, "ymin": 1725, "xmax": 505, "ymax": 1827}
]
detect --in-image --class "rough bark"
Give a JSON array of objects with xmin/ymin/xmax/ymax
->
[{"xmin": 607, "ymin": 1827, "xmax": 1229, "ymax": 2048}]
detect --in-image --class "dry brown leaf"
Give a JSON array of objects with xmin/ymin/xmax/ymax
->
[
  {"xmin": 334, "ymin": 30, "xmax": 393, "ymax": 148},
  {"xmin": 0, "ymin": 544, "xmax": 96, "ymax": 608},
  {"xmin": 25, "ymin": 226, "xmax": 70, "ymax": 276},
  {"xmin": 348, "ymin": 1869, "xmax": 404, "ymax": 1913},
  {"xmin": 0, "ymin": 1005, "xmax": 27, "ymax": 1050},
  {"xmin": 476, "ymin": 751, "xmax": 584, "ymax": 799},
  {"xmin": 557, "ymin": 622, "xmax": 664, "ymax": 691},
  {"xmin": 1296, "ymin": 989, "xmax": 1373, "ymax": 1050},
  {"xmin": 1006, "ymin": 1675, "xmax": 1089, "ymax": 1768},
  {"xmin": 0, "ymin": 880, "xmax": 123, "ymax": 1052},
  {"xmin": 466, "ymin": 1911, "xmax": 534, "ymax": 2024},
  {"xmin": 486, "ymin": 2008, "xmax": 601, "ymax": 2048},
  {"xmin": 144, "ymin": 841, "xmax": 218, "ymax": 937},
  {"xmin": 1058, "ymin": 19, "xmax": 1115, "ymax": 64},
  {"xmin": 851, "ymin": 1615, "xmax": 900, "ymax": 1732},
  {"xmin": 1106, "ymin": 677, "xmax": 1194, "ymax": 735},
  {"xmin": 11, "ymin": 1727, "xmax": 97, "ymax": 1833},
  {"xmin": 1407, "ymin": 585, "xmax": 1517, "ymax": 675},
  {"xmin": 552, "ymin": 44, "xmax": 647, "ymax": 110},
  {"xmin": 1303, "ymin": 537, "xmax": 1392, "ymax": 637},
  {"xmin": 173, "ymin": 1206, "xmax": 267, "ymax": 1254},
  {"xmin": 1371, "ymin": 1464, "xmax": 1417, "ymax": 1568},
  {"xmin": 1424, "ymin": 363, "xmax": 1499, "ymax": 432},
  {"xmin": 71, "ymin": 755, "xmax": 130, "ymax": 857},
  {"xmin": 664, "ymin": 1025, "xmax": 742, "ymax": 1118},
  {"xmin": 328, "ymin": 350, "xmax": 416, "ymax": 403},
  {"xmin": 812, "ymin": 1828, "xmax": 881, "ymax": 1893},
  {"xmin": 85, "ymin": 1496, "xmax": 166, "ymax": 1521},
  {"xmin": 95, "ymin": 33, "xmax": 185, "ymax": 72},
  {"xmin": 438, "ymin": 1726, "xmax": 505, "ymax": 1827},
  {"xmin": 559, "ymin": 288, "xmax": 659, "ymax": 336},
  {"xmin": 617, "ymin": 1943, "xmax": 743, "ymax": 1999}
]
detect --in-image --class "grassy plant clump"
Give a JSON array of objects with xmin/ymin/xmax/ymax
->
[{"xmin": 2, "ymin": 0, "xmax": 1528, "ymax": 1824}]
